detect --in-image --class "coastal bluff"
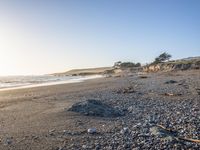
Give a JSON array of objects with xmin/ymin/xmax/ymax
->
[{"xmin": 143, "ymin": 57, "xmax": 200, "ymax": 72}]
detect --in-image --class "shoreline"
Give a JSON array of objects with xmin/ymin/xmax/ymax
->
[{"xmin": 0, "ymin": 75, "xmax": 104, "ymax": 92}]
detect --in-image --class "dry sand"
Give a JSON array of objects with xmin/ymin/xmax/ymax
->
[{"xmin": 0, "ymin": 76, "xmax": 123, "ymax": 150}]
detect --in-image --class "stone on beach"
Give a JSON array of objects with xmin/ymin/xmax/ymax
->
[
  {"xmin": 68, "ymin": 99, "xmax": 124, "ymax": 117},
  {"xmin": 87, "ymin": 128, "xmax": 97, "ymax": 134},
  {"xmin": 165, "ymin": 80, "xmax": 178, "ymax": 84},
  {"xmin": 120, "ymin": 127, "xmax": 129, "ymax": 135}
]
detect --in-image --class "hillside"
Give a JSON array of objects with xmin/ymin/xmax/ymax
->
[
  {"xmin": 143, "ymin": 56, "xmax": 200, "ymax": 72},
  {"xmin": 53, "ymin": 67, "xmax": 114, "ymax": 76},
  {"xmin": 53, "ymin": 57, "xmax": 200, "ymax": 76}
]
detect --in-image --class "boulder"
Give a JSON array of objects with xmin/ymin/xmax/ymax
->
[{"xmin": 68, "ymin": 99, "xmax": 124, "ymax": 117}]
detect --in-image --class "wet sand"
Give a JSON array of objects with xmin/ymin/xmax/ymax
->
[{"xmin": 0, "ymin": 70, "xmax": 199, "ymax": 150}]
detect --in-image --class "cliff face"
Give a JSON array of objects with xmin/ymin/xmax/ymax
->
[{"xmin": 143, "ymin": 57, "xmax": 200, "ymax": 72}]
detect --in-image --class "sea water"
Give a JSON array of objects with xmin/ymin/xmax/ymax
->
[{"xmin": 0, "ymin": 75, "xmax": 103, "ymax": 91}]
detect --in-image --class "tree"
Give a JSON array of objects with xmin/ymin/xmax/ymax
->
[
  {"xmin": 135, "ymin": 63, "xmax": 141, "ymax": 67},
  {"xmin": 153, "ymin": 52, "xmax": 172, "ymax": 64},
  {"xmin": 114, "ymin": 61, "xmax": 122, "ymax": 68},
  {"xmin": 121, "ymin": 62, "xmax": 134, "ymax": 68}
]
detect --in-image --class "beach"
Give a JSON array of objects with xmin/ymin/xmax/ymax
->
[{"xmin": 0, "ymin": 70, "xmax": 199, "ymax": 149}]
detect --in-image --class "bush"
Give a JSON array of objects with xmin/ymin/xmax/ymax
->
[
  {"xmin": 153, "ymin": 52, "xmax": 172, "ymax": 64},
  {"xmin": 114, "ymin": 61, "xmax": 141, "ymax": 68},
  {"xmin": 135, "ymin": 63, "xmax": 141, "ymax": 67}
]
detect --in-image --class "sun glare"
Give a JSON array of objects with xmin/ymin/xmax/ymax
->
[{"xmin": 0, "ymin": 25, "xmax": 33, "ymax": 75}]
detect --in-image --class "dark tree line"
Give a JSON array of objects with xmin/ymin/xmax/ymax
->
[{"xmin": 114, "ymin": 52, "xmax": 172, "ymax": 68}]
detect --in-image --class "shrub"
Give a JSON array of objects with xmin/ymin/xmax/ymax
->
[
  {"xmin": 153, "ymin": 52, "xmax": 172, "ymax": 64},
  {"xmin": 114, "ymin": 61, "xmax": 141, "ymax": 68}
]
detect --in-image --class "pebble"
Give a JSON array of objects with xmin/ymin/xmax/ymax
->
[
  {"xmin": 95, "ymin": 144, "xmax": 101, "ymax": 150},
  {"xmin": 82, "ymin": 145, "xmax": 87, "ymax": 149},
  {"xmin": 88, "ymin": 128, "xmax": 97, "ymax": 134},
  {"xmin": 120, "ymin": 127, "xmax": 129, "ymax": 134},
  {"xmin": 4, "ymin": 138, "xmax": 12, "ymax": 145},
  {"xmin": 49, "ymin": 129, "xmax": 55, "ymax": 136}
]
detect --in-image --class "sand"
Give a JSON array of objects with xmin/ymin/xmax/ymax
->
[
  {"xmin": 0, "ymin": 76, "xmax": 122, "ymax": 150},
  {"xmin": 0, "ymin": 70, "xmax": 199, "ymax": 149}
]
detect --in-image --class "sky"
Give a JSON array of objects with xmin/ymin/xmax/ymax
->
[{"xmin": 0, "ymin": 0, "xmax": 200, "ymax": 75}]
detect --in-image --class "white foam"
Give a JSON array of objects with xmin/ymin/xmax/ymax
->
[{"xmin": 0, "ymin": 75, "xmax": 103, "ymax": 91}]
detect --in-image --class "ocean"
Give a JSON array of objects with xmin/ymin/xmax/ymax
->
[{"xmin": 0, "ymin": 75, "xmax": 103, "ymax": 91}]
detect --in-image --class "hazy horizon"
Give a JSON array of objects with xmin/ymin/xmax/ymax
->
[{"xmin": 0, "ymin": 0, "xmax": 200, "ymax": 76}]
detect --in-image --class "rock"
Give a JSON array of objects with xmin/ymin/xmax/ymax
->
[
  {"xmin": 127, "ymin": 106, "xmax": 135, "ymax": 113},
  {"xmin": 132, "ymin": 123, "xmax": 142, "ymax": 131},
  {"xmin": 165, "ymin": 80, "xmax": 177, "ymax": 84},
  {"xmin": 88, "ymin": 128, "xmax": 97, "ymax": 134},
  {"xmin": 49, "ymin": 129, "xmax": 55, "ymax": 132},
  {"xmin": 120, "ymin": 127, "xmax": 129, "ymax": 134},
  {"xmin": 82, "ymin": 145, "xmax": 87, "ymax": 149},
  {"xmin": 32, "ymin": 135, "xmax": 39, "ymax": 140},
  {"xmin": 95, "ymin": 144, "xmax": 101, "ymax": 150},
  {"xmin": 4, "ymin": 138, "xmax": 12, "ymax": 145},
  {"xmin": 123, "ymin": 143, "xmax": 130, "ymax": 149},
  {"xmin": 132, "ymin": 147, "xmax": 140, "ymax": 150},
  {"xmin": 164, "ymin": 93, "xmax": 174, "ymax": 96},
  {"xmin": 192, "ymin": 107, "xmax": 199, "ymax": 111},
  {"xmin": 139, "ymin": 75, "xmax": 148, "ymax": 79},
  {"xmin": 148, "ymin": 115, "xmax": 157, "ymax": 124},
  {"xmin": 49, "ymin": 129, "xmax": 55, "ymax": 136},
  {"xmin": 63, "ymin": 130, "xmax": 67, "ymax": 134},
  {"xmin": 68, "ymin": 99, "xmax": 124, "ymax": 117},
  {"xmin": 196, "ymin": 88, "xmax": 200, "ymax": 95}
]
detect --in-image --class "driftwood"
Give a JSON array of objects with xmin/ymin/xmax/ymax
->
[
  {"xmin": 156, "ymin": 125, "xmax": 200, "ymax": 144},
  {"xmin": 164, "ymin": 93, "xmax": 182, "ymax": 96},
  {"xmin": 116, "ymin": 86, "xmax": 136, "ymax": 94}
]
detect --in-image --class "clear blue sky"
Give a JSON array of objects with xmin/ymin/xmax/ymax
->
[{"xmin": 0, "ymin": 0, "xmax": 199, "ymax": 75}]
